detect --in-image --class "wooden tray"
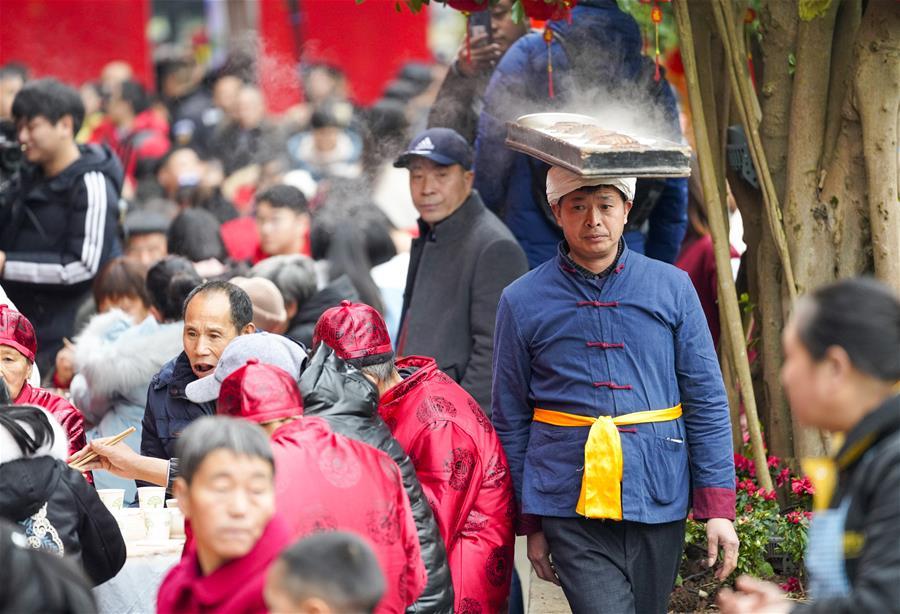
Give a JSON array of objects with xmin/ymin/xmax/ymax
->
[{"xmin": 505, "ymin": 113, "xmax": 692, "ymax": 178}]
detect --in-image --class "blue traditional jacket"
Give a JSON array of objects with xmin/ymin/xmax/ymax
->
[{"xmin": 492, "ymin": 243, "xmax": 736, "ymax": 525}]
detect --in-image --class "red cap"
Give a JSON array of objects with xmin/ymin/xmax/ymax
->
[
  {"xmin": 0, "ymin": 304, "xmax": 37, "ymax": 363},
  {"xmin": 312, "ymin": 301, "xmax": 394, "ymax": 362},
  {"xmin": 216, "ymin": 359, "xmax": 303, "ymax": 423}
]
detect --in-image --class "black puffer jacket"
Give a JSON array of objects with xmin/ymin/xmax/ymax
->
[
  {"xmin": 0, "ymin": 455, "xmax": 126, "ymax": 586},
  {"xmin": 300, "ymin": 346, "xmax": 454, "ymax": 613},
  {"xmin": 792, "ymin": 393, "xmax": 900, "ymax": 614}
]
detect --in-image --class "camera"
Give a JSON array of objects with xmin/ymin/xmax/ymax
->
[{"xmin": 0, "ymin": 120, "xmax": 23, "ymax": 208}]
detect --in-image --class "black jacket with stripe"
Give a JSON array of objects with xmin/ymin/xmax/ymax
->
[{"xmin": 0, "ymin": 144, "xmax": 123, "ymax": 366}]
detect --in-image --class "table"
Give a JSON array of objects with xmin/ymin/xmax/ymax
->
[{"xmin": 92, "ymin": 540, "xmax": 184, "ymax": 614}]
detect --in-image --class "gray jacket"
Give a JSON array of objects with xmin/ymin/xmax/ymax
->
[{"xmin": 398, "ymin": 190, "xmax": 528, "ymax": 413}]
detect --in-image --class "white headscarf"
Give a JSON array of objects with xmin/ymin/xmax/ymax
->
[{"xmin": 546, "ymin": 166, "xmax": 637, "ymax": 207}]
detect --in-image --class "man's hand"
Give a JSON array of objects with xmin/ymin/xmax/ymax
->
[
  {"xmin": 707, "ymin": 517, "xmax": 740, "ymax": 580},
  {"xmin": 527, "ymin": 531, "xmax": 561, "ymax": 586},
  {"xmin": 0, "ymin": 250, "xmax": 6, "ymax": 276},
  {"xmin": 717, "ymin": 575, "xmax": 791, "ymax": 614},
  {"xmin": 68, "ymin": 438, "xmax": 168, "ymax": 486},
  {"xmin": 456, "ymin": 33, "xmax": 502, "ymax": 78}
]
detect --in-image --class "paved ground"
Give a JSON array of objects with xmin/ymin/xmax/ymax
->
[
  {"xmin": 527, "ymin": 571, "xmax": 571, "ymax": 614},
  {"xmin": 515, "ymin": 536, "xmax": 572, "ymax": 614}
]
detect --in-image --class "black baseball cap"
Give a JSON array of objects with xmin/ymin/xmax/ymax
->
[{"xmin": 393, "ymin": 127, "xmax": 473, "ymax": 170}]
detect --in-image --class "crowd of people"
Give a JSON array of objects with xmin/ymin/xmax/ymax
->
[{"xmin": 1, "ymin": 0, "xmax": 899, "ymax": 613}]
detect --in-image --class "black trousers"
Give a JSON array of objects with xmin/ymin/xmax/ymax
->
[{"xmin": 542, "ymin": 516, "xmax": 686, "ymax": 614}]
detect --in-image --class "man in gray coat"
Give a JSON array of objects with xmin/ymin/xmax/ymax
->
[{"xmin": 395, "ymin": 127, "xmax": 528, "ymax": 413}]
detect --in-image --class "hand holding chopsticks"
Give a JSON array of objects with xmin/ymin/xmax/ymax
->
[{"xmin": 68, "ymin": 426, "xmax": 136, "ymax": 472}]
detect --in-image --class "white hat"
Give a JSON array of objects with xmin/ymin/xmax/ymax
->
[{"xmin": 546, "ymin": 167, "xmax": 637, "ymax": 206}]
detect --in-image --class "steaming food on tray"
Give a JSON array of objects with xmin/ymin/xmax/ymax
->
[
  {"xmin": 505, "ymin": 112, "xmax": 692, "ymax": 178},
  {"xmin": 543, "ymin": 123, "xmax": 641, "ymax": 148}
]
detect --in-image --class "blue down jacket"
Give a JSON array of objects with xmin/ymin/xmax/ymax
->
[{"xmin": 474, "ymin": 0, "xmax": 688, "ymax": 268}]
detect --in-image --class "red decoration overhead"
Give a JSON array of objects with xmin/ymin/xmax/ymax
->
[
  {"xmin": 521, "ymin": 0, "xmax": 577, "ymax": 21},
  {"xmin": 648, "ymin": 0, "xmax": 669, "ymax": 82},
  {"xmin": 446, "ymin": 0, "xmax": 489, "ymax": 11}
]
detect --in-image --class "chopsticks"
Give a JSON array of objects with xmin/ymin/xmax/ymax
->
[{"xmin": 68, "ymin": 426, "xmax": 136, "ymax": 471}]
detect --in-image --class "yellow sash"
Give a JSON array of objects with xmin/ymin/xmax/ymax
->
[{"xmin": 533, "ymin": 404, "xmax": 683, "ymax": 520}]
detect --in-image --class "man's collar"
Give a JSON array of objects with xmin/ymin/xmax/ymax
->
[
  {"xmin": 557, "ymin": 239, "xmax": 625, "ymax": 280},
  {"xmin": 416, "ymin": 190, "xmax": 484, "ymax": 242}
]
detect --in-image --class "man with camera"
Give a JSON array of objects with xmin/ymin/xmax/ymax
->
[{"xmin": 0, "ymin": 78, "xmax": 123, "ymax": 373}]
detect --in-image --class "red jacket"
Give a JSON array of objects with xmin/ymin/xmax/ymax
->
[
  {"xmin": 15, "ymin": 383, "xmax": 86, "ymax": 458},
  {"xmin": 89, "ymin": 110, "xmax": 170, "ymax": 186},
  {"xmin": 157, "ymin": 515, "xmax": 290, "ymax": 614},
  {"xmin": 271, "ymin": 417, "xmax": 426, "ymax": 613},
  {"xmin": 379, "ymin": 357, "xmax": 516, "ymax": 613}
]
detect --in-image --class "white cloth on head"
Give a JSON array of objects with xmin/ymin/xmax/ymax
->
[{"xmin": 546, "ymin": 167, "xmax": 637, "ymax": 206}]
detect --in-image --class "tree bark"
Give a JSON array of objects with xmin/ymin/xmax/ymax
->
[
  {"xmin": 783, "ymin": 1, "xmax": 840, "ymax": 296},
  {"xmin": 822, "ymin": 0, "xmax": 862, "ymax": 168},
  {"xmin": 759, "ymin": 1, "xmax": 798, "ymax": 199},
  {"xmin": 753, "ymin": 0, "xmax": 798, "ymax": 459},
  {"xmin": 854, "ymin": 1, "xmax": 900, "ymax": 290}
]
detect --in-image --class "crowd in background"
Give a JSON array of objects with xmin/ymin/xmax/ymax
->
[{"xmin": 3, "ymin": 1, "xmax": 895, "ymax": 613}]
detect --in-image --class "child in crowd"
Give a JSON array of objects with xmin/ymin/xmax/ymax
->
[{"xmin": 265, "ymin": 532, "xmax": 385, "ymax": 614}]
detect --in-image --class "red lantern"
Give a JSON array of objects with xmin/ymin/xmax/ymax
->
[
  {"xmin": 521, "ymin": 0, "xmax": 577, "ymax": 22},
  {"xmin": 446, "ymin": 0, "xmax": 489, "ymax": 11}
]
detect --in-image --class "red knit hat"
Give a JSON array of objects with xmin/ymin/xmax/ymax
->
[
  {"xmin": 312, "ymin": 300, "xmax": 394, "ymax": 364},
  {"xmin": 216, "ymin": 359, "xmax": 303, "ymax": 424},
  {"xmin": 0, "ymin": 304, "xmax": 37, "ymax": 363}
]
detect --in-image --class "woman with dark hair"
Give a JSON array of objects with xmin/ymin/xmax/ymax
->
[
  {"xmin": 91, "ymin": 257, "xmax": 153, "ymax": 324},
  {"xmin": 720, "ymin": 277, "xmax": 900, "ymax": 614},
  {"xmin": 0, "ymin": 405, "xmax": 125, "ymax": 586},
  {"xmin": 167, "ymin": 208, "xmax": 232, "ymax": 279},
  {"xmin": 0, "ymin": 518, "xmax": 97, "ymax": 613},
  {"xmin": 145, "ymin": 255, "xmax": 203, "ymax": 322},
  {"xmin": 309, "ymin": 195, "xmax": 393, "ymax": 315},
  {"xmin": 69, "ymin": 257, "xmax": 200, "ymax": 501}
]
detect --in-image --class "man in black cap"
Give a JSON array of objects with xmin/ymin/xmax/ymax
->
[{"xmin": 394, "ymin": 127, "xmax": 527, "ymax": 414}]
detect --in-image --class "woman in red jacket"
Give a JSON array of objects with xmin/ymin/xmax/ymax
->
[{"xmin": 0, "ymin": 304, "xmax": 86, "ymax": 457}]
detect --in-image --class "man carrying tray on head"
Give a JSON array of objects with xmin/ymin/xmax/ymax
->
[{"xmin": 492, "ymin": 164, "xmax": 739, "ymax": 614}]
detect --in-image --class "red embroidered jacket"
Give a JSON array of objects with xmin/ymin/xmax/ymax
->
[
  {"xmin": 271, "ymin": 417, "xmax": 427, "ymax": 613},
  {"xmin": 16, "ymin": 383, "xmax": 86, "ymax": 458},
  {"xmin": 379, "ymin": 356, "xmax": 516, "ymax": 613}
]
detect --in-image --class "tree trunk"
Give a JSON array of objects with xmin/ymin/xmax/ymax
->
[
  {"xmin": 750, "ymin": 1, "xmax": 798, "ymax": 460},
  {"xmin": 854, "ymin": 1, "xmax": 900, "ymax": 290},
  {"xmin": 783, "ymin": 1, "xmax": 840, "ymax": 298}
]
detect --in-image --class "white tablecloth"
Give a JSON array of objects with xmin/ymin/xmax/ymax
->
[{"xmin": 93, "ymin": 541, "xmax": 183, "ymax": 614}]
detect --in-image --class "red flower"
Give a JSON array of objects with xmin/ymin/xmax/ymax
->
[
  {"xmin": 736, "ymin": 478, "xmax": 758, "ymax": 495},
  {"xmin": 759, "ymin": 489, "xmax": 777, "ymax": 501},
  {"xmin": 767, "ymin": 455, "xmax": 781, "ymax": 469},
  {"xmin": 744, "ymin": 503, "xmax": 754, "ymax": 513},
  {"xmin": 776, "ymin": 467, "xmax": 791, "ymax": 487},
  {"xmin": 779, "ymin": 576, "xmax": 801, "ymax": 593},
  {"xmin": 791, "ymin": 476, "xmax": 815, "ymax": 496},
  {"xmin": 785, "ymin": 510, "xmax": 810, "ymax": 525}
]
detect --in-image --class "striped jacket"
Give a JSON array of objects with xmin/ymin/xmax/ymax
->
[{"xmin": 0, "ymin": 144, "xmax": 123, "ymax": 360}]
